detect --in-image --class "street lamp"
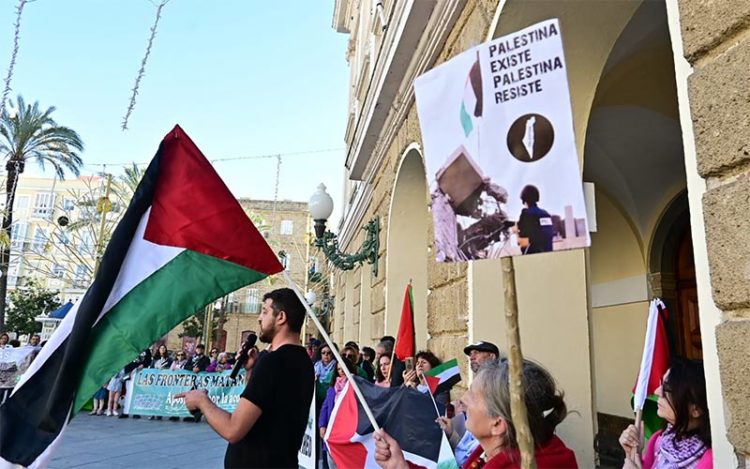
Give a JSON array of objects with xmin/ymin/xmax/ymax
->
[
  {"xmin": 304, "ymin": 290, "xmax": 316, "ymax": 305},
  {"xmin": 308, "ymin": 184, "xmax": 380, "ymax": 276}
]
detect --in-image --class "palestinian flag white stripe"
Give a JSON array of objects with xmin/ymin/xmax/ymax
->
[
  {"xmin": 97, "ymin": 207, "xmax": 183, "ymax": 323},
  {"xmin": 424, "ymin": 359, "xmax": 461, "ymax": 396}
]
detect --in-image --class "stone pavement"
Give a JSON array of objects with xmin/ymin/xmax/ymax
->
[{"xmin": 48, "ymin": 414, "xmax": 227, "ymax": 469}]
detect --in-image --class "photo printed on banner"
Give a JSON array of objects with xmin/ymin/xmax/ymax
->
[{"xmin": 414, "ymin": 18, "xmax": 590, "ymax": 262}]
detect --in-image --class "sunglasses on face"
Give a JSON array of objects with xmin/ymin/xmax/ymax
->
[{"xmin": 322, "ymin": 351, "xmax": 333, "ymax": 356}]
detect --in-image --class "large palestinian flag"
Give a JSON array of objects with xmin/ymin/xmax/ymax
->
[
  {"xmin": 0, "ymin": 125, "xmax": 283, "ymax": 468},
  {"xmin": 325, "ymin": 376, "xmax": 457, "ymax": 469}
]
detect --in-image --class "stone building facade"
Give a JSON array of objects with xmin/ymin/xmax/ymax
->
[
  {"xmin": 328, "ymin": 0, "xmax": 749, "ymax": 466},
  {"xmin": 165, "ymin": 199, "xmax": 313, "ymax": 355}
]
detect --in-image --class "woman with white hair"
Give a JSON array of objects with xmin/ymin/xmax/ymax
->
[{"xmin": 374, "ymin": 359, "xmax": 578, "ymax": 468}]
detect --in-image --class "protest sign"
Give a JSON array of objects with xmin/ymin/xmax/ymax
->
[
  {"xmin": 297, "ymin": 388, "xmax": 316, "ymax": 469},
  {"xmin": 0, "ymin": 346, "xmax": 38, "ymax": 389},
  {"xmin": 415, "ymin": 18, "xmax": 589, "ymax": 262},
  {"xmin": 124, "ymin": 368, "xmax": 245, "ymax": 417}
]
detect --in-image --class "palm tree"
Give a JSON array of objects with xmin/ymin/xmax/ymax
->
[{"xmin": 0, "ymin": 95, "xmax": 84, "ymax": 329}]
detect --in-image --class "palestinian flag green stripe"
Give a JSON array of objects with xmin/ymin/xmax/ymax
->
[
  {"xmin": 425, "ymin": 359, "xmax": 459, "ymax": 378},
  {"xmin": 74, "ymin": 250, "xmax": 267, "ymax": 411}
]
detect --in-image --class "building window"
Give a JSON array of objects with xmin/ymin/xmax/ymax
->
[
  {"xmin": 74, "ymin": 265, "xmax": 88, "ymax": 288},
  {"xmin": 244, "ymin": 288, "xmax": 261, "ymax": 314},
  {"xmin": 280, "ymin": 220, "xmax": 294, "ymax": 235},
  {"xmin": 63, "ymin": 198, "xmax": 75, "ymax": 211},
  {"xmin": 14, "ymin": 195, "xmax": 29, "ymax": 212},
  {"xmin": 78, "ymin": 232, "xmax": 93, "ymax": 255},
  {"xmin": 279, "ymin": 251, "xmax": 290, "ymax": 271},
  {"xmin": 52, "ymin": 264, "xmax": 64, "ymax": 278},
  {"xmin": 56, "ymin": 231, "xmax": 70, "ymax": 245},
  {"xmin": 31, "ymin": 227, "xmax": 47, "ymax": 252},
  {"xmin": 33, "ymin": 193, "xmax": 55, "ymax": 219},
  {"xmin": 10, "ymin": 222, "xmax": 26, "ymax": 248}
]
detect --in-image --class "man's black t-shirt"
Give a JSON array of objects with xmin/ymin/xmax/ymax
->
[{"xmin": 224, "ymin": 344, "xmax": 314, "ymax": 469}]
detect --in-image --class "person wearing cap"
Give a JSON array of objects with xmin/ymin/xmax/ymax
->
[
  {"xmin": 463, "ymin": 341, "xmax": 500, "ymax": 373},
  {"xmin": 435, "ymin": 341, "xmax": 501, "ymax": 466}
]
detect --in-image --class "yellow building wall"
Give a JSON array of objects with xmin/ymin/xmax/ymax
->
[{"xmin": 590, "ymin": 190, "xmax": 649, "ymax": 418}]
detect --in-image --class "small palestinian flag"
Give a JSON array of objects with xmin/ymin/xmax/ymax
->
[
  {"xmin": 459, "ymin": 50, "xmax": 483, "ymax": 137},
  {"xmin": 0, "ymin": 125, "xmax": 283, "ymax": 468},
  {"xmin": 325, "ymin": 377, "xmax": 457, "ymax": 469},
  {"xmin": 423, "ymin": 359, "xmax": 461, "ymax": 396}
]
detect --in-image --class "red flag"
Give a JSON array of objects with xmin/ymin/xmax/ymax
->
[
  {"xmin": 633, "ymin": 300, "xmax": 671, "ymax": 405},
  {"xmin": 394, "ymin": 284, "xmax": 415, "ymax": 361}
]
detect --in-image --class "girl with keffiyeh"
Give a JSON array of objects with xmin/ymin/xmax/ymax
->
[{"xmin": 619, "ymin": 358, "xmax": 712, "ymax": 469}]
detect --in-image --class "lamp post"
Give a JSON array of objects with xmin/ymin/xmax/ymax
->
[{"xmin": 308, "ymin": 184, "xmax": 380, "ymax": 276}]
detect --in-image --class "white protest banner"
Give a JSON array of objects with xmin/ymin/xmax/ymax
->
[
  {"xmin": 298, "ymin": 388, "xmax": 316, "ymax": 469},
  {"xmin": 415, "ymin": 18, "xmax": 589, "ymax": 262}
]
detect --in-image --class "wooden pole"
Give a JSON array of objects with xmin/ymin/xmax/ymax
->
[{"xmin": 501, "ymin": 256, "xmax": 536, "ymax": 469}]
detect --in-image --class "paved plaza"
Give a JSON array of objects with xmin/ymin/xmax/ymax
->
[{"xmin": 48, "ymin": 414, "xmax": 227, "ymax": 469}]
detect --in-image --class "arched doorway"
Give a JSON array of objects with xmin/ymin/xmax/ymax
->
[
  {"xmin": 648, "ymin": 192, "xmax": 702, "ymax": 360},
  {"xmin": 385, "ymin": 145, "xmax": 429, "ymax": 349}
]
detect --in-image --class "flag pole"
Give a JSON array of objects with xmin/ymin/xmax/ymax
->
[
  {"xmin": 501, "ymin": 257, "xmax": 536, "ymax": 469},
  {"xmin": 419, "ymin": 371, "xmax": 441, "ymax": 416},
  {"xmin": 282, "ymin": 270, "xmax": 380, "ymax": 432}
]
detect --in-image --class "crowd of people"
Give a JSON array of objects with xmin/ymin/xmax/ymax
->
[
  {"xmin": 92, "ymin": 342, "xmax": 240, "ymax": 419},
  {"xmin": 1, "ymin": 324, "xmax": 715, "ymax": 469},
  {"xmin": 309, "ymin": 334, "xmax": 713, "ymax": 469},
  {"xmin": 0, "ymin": 332, "xmax": 41, "ymax": 404}
]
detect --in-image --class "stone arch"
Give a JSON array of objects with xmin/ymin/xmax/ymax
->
[{"xmin": 385, "ymin": 144, "xmax": 429, "ymax": 350}]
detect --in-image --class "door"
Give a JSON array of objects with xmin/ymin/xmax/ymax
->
[{"xmin": 675, "ymin": 229, "xmax": 702, "ymax": 359}]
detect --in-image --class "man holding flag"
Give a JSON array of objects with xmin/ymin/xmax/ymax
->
[
  {"xmin": 0, "ymin": 125, "xmax": 304, "ymax": 468},
  {"xmin": 179, "ymin": 288, "xmax": 314, "ymax": 469}
]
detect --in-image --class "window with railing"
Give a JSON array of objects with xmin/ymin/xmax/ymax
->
[
  {"xmin": 73, "ymin": 265, "xmax": 89, "ymax": 288},
  {"xmin": 243, "ymin": 288, "xmax": 261, "ymax": 314},
  {"xmin": 31, "ymin": 227, "xmax": 47, "ymax": 252},
  {"xmin": 10, "ymin": 222, "xmax": 26, "ymax": 248},
  {"xmin": 52, "ymin": 264, "xmax": 64, "ymax": 278},
  {"xmin": 33, "ymin": 193, "xmax": 56, "ymax": 219}
]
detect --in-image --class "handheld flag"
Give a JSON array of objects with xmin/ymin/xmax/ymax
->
[
  {"xmin": 423, "ymin": 359, "xmax": 461, "ymax": 396},
  {"xmin": 325, "ymin": 377, "xmax": 457, "ymax": 469},
  {"xmin": 0, "ymin": 125, "xmax": 283, "ymax": 468},
  {"xmin": 393, "ymin": 283, "xmax": 415, "ymax": 361},
  {"xmin": 633, "ymin": 299, "xmax": 670, "ymax": 411}
]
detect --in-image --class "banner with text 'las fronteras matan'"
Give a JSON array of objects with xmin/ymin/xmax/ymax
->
[{"xmin": 415, "ymin": 18, "xmax": 590, "ymax": 263}]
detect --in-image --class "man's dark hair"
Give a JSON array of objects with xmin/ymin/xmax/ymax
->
[
  {"xmin": 520, "ymin": 185, "xmax": 540, "ymax": 206},
  {"xmin": 362, "ymin": 347, "xmax": 376, "ymax": 363},
  {"xmin": 663, "ymin": 358, "xmax": 711, "ymax": 445},
  {"xmin": 380, "ymin": 335, "xmax": 396, "ymax": 344},
  {"xmin": 263, "ymin": 288, "xmax": 305, "ymax": 333},
  {"xmin": 196, "ymin": 344, "xmax": 205, "ymax": 350},
  {"xmin": 377, "ymin": 340, "xmax": 393, "ymax": 356},
  {"xmin": 344, "ymin": 341, "xmax": 359, "ymax": 351}
]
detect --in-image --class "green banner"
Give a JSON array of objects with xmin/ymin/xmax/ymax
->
[{"xmin": 124, "ymin": 368, "xmax": 246, "ymax": 417}]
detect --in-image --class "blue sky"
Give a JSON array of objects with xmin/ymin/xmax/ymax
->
[{"xmin": 0, "ymin": 1, "xmax": 349, "ymax": 224}]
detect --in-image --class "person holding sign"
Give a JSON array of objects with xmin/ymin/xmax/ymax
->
[
  {"xmin": 373, "ymin": 360, "xmax": 577, "ymax": 469},
  {"xmin": 177, "ymin": 288, "xmax": 314, "ymax": 469},
  {"xmin": 619, "ymin": 359, "xmax": 712, "ymax": 469}
]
